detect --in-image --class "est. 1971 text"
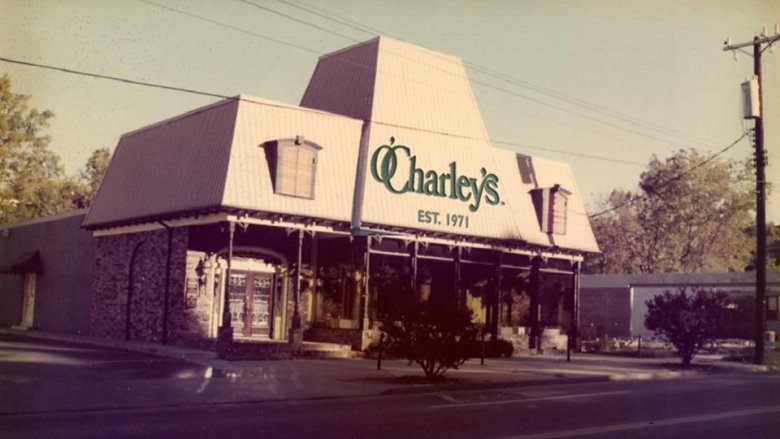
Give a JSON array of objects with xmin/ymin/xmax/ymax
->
[{"xmin": 417, "ymin": 210, "xmax": 470, "ymax": 229}]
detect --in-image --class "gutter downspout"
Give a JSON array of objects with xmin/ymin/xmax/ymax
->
[{"xmin": 350, "ymin": 121, "xmax": 371, "ymax": 232}]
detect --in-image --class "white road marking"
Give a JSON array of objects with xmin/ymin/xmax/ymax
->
[
  {"xmin": 501, "ymin": 405, "xmax": 780, "ymax": 439},
  {"xmin": 0, "ymin": 374, "xmax": 33, "ymax": 384},
  {"xmin": 195, "ymin": 367, "xmax": 213, "ymax": 394},
  {"xmin": 428, "ymin": 390, "xmax": 629, "ymax": 409}
]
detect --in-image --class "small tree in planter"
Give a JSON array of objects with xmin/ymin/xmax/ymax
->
[
  {"xmin": 378, "ymin": 295, "xmax": 477, "ymax": 380},
  {"xmin": 644, "ymin": 288, "xmax": 729, "ymax": 366}
]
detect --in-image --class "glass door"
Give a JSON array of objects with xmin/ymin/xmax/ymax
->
[
  {"xmin": 228, "ymin": 273, "xmax": 248, "ymax": 336},
  {"xmin": 249, "ymin": 274, "xmax": 273, "ymax": 336},
  {"xmin": 227, "ymin": 271, "xmax": 274, "ymax": 337}
]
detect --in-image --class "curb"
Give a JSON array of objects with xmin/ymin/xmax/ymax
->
[
  {"xmin": 379, "ymin": 375, "xmax": 611, "ymax": 395},
  {"xmin": 3, "ymin": 329, "xmax": 772, "ymax": 401},
  {"xmin": 0, "ymin": 329, "xmax": 217, "ymax": 362},
  {"xmin": 376, "ymin": 367, "xmax": 717, "ymax": 396}
]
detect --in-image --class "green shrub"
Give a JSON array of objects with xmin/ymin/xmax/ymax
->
[
  {"xmin": 377, "ymin": 296, "xmax": 477, "ymax": 379},
  {"xmin": 645, "ymin": 288, "xmax": 729, "ymax": 365},
  {"xmin": 470, "ymin": 338, "xmax": 514, "ymax": 358}
]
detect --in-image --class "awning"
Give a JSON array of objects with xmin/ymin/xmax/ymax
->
[{"xmin": 0, "ymin": 251, "xmax": 42, "ymax": 275}]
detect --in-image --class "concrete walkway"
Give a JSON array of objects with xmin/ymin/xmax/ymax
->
[{"xmin": 1, "ymin": 328, "xmax": 772, "ymax": 403}]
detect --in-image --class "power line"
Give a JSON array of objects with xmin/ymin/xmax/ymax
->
[
  {"xmin": 269, "ymin": 0, "xmax": 716, "ymax": 149},
  {"xmin": 3, "ymin": 53, "xmax": 744, "ymax": 225},
  {"xmin": 465, "ymin": 62, "xmax": 715, "ymax": 148},
  {"xmin": 140, "ymin": 0, "xmax": 468, "ymax": 102},
  {"xmin": 587, "ymin": 132, "xmax": 748, "ymax": 219},
  {"xmin": 238, "ymin": 0, "xmax": 358, "ymax": 42},
  {"xmin": 491, "ymin": 139, "xmax": 645, "ymax": 166},
  {"xmin": 469, "ymin": 77, "xmax": 690, "ymax": 149},
  {"xmin": 273, "ymin": 0, "xmax": 384, "ymax": 38},
  {"xmin": 0, "ymin": 55, "xmax": 647, "ymax": 168},
  {"xmin": 2, "ymin": 2, "xmax": 731, "ymax": 169},
  {"xmin": 0, "ymin": 56, "xmax": 230, "ymax": 100},
  {"xmin": 143, "ymin": 0, "xmax": 711, "ymax": 156},
  {"xmin": 138, "ymin": 0, "xmax": 320, "ymax": 55}
]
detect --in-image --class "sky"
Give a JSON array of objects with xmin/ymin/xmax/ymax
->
[{"xmin": 1, "ymin": 0, "xmax": 779, "ymax": 222}]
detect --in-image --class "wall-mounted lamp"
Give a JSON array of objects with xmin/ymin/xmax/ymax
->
[{"xmin": 195, "ymin": 258, "xmax": 211, "ymax": 288}]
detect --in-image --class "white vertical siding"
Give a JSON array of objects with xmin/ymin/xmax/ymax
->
[
  {"xmin": 222, "ymin": 97, "xmax": 362, "ymax": 222},
  {"xmin": 83, "ymin": 37, "xmax": 599, "ymax": 255},
  {"xmin": 528, "ymin": 156, "xmax": 600, "ymax": 252},
  {"xmin": 372, "ymin": 37, "xmax": 490, "ymax": 141},
  {"xmin": 360, "ymin": 124, "xmax": 521, "ymax": 239}
]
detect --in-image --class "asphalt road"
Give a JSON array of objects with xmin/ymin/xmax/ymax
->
[{"xmin": 2, "ymin": 335, "xmax": 779, "ymax": 439}]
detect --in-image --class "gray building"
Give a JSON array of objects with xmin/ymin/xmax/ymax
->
[
  {"xmin": 580, "ymin": 272, "xmax": 780, "ymax": 339},
  {"xmin": 0, "ymin": 210, "xmax": 94, "ymax": 334}
]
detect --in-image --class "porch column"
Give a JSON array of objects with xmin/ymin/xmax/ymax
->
[
  {"xmin": 492, "ymin": 252, "xmax": 503, "ymax": 338},
  {"xmin": 218, "ymin": 221, "xmax": 235, "ymax": 348},
  {"xmin": 289, "ymin": 228, "xmax": 304, "ymax": 345},
  {"xmin": 410, "ymin": 241, "xmax": 418, "ymax": 295},
  {"xmin": 360, "ymin": 236, "xmax": 371, "ymax": 330},
  {"xmin": 311, "ymin": 234, "xmax": 321, "ymax": 323},
  {"xmin": 529, "ymin": 256, "xmax": 542, "ymax": 353},
  {"xmin": 453, "ymin": 246, "xmax": 462, "ymax": 305},
  {"xmin": 569, "ymin": 261, "xmax": 581, "ymax": 354}
]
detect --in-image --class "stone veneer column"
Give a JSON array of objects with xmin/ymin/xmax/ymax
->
[{"xmin": 91, "ymin": 227, "xmax": 188, "ymax": 343}]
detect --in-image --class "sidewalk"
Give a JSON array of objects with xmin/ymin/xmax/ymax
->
[{"xmin": 1, "ymin": 328, "xmax": 772, "ymax": 403}]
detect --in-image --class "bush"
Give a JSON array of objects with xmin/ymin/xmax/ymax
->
[
  {"xmin": 377, "ymin": 296, "xmax": 478, "ymax": 379},
  {"xmin": 469, "ymin": 338, "xmax": 514, "ymax": 358},
  {"xmin": 644, "ymin": 288, "xmax": 729, "ymax": 365}
]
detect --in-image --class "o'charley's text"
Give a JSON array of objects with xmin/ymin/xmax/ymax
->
[{"xmin": 369, "ymin": 137, "xmax": 501, "ymax": 212}]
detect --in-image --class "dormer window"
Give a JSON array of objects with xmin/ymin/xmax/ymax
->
[
  {"xmin": 530, "ymin": 184, "xmax": 570, "ymax": 235},
  {"xmin": 266, "ymin": 136, "xmax": 321, "ymax": 199}
]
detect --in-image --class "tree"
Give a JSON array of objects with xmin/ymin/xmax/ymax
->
[
  {"xmin": 587, "ymin": 148, "xmax": 754, "ymax": 274},
  {"xmin": 377, "ymin": 295, "xmax": 477, "ymax": 380},
  {"xmin": 77, "ymin": 147, "xmax": 112, "ymax": 206},
  {"xmin": 746, "ymin": 222, "xmax": 780, "ymax": 271},
  {"xmin": 0, "ymin": 74, "xmax": 78, "ymax": 223},
  {"xmin": 644, "ymin": 288, "xmax": 729, "ymax": 365},
  {"xmin": 0, "ymin": 75, "xmax": 112, "ymax": 223}
]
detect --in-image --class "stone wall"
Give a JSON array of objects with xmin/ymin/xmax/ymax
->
[
  {"xmin": 305, "ymin": 327, "xmax": 378, "ymax": 351},
  {"xmin": 500, "ymin": 327, "xmax": 569, "ymax": 354},
  {"xmin": 167, "ymin": 250, "xmax": 217, "ymax": 348},
  {"xmin": 91, "ymin": 227, "xmax": 188, "ymax": 343}
]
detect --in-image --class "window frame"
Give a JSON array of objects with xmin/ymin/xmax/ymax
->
[
  {"xmin": 265, "ymin": 136, "xmax": 322, "ymax": 200},
  {"xmin": 530, "ymin": 184, "xmax": 570, "ymax": 235}
]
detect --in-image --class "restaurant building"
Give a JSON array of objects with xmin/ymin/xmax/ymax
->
[{"xmin": 3, "ymin": 37, "xmax": 599, "ymax": 358}]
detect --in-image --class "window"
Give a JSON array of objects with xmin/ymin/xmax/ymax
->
[
  {"xmin": 767, "ymin": 296, "xmax": 779, "ymax": 321},
  {"xmin": 530, "ymin": 184, "xmax": 570, "ymax": 235},
  {"xmin": 266, "ymin": 136, "xmax": 321, "ymax": 199}
]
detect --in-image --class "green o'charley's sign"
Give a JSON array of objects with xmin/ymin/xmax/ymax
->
[{"xmin": 369, "ymin": 137, "xmax": 501, "ymax": 213}]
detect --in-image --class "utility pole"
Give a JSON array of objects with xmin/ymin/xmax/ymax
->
[{"xmin": 723, "ymin": 26, "xmax": 780, "ymax": 365}]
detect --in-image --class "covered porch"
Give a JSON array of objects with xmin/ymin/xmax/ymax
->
[{"xmin": 179, "ymin": 214, "xmax": 583, "ymax": 358}]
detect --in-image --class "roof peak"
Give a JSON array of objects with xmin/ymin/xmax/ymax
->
[
  {"xmin": 301, "ymin": 36, "xmax": 487, "ymax": 138},
  {"xmin": 318, "ymin": 36, "xmax": 460, "ymax": 64}
]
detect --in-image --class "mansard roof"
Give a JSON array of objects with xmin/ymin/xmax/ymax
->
[{"xmin": 83, "ymin": 37, "xmax": 599, "ymax": 254}]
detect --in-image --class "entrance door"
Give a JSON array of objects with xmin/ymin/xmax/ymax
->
[
  {"xmin": 228, "ymin": 271, "xmax": 273, "ymax": 337},
  {"xmin": 20, "ymin": 273, "xmax": 36, "ymax": 328}
]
